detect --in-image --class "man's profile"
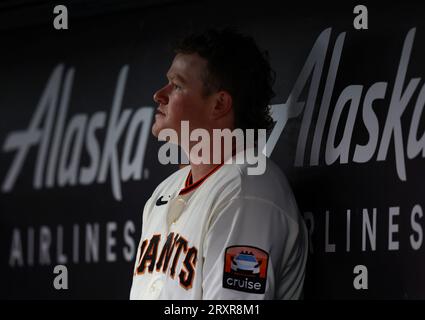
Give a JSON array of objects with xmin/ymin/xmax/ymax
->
[{"xmin": 130, "ymin": 27, "xmax": 308, "ymax": 299}]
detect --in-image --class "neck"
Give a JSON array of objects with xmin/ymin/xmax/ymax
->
[
  {"xmin": 189, "ymin": 163, "xmax": 218, "ymax": 183},
  {"xmin": 186, "ymin": 141, "xmax": 238, "ymax": 183}
]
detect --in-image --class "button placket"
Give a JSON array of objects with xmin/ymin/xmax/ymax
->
[{"xmin": 167, "ymin": 196, "xmax": 187, "ymax": 228}]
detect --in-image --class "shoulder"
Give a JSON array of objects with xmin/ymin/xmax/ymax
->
[{"xmin": 209, "ymin": 156, "xmax": 300, "ymax": 222}]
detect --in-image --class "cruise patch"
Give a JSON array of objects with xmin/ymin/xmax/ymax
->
[{"xmin": 223, "ymin": 246, "xmax": 269, "ymax": 294}]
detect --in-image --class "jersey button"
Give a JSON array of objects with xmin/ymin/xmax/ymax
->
[{"xmin": 149, "ymin": 279, "xmax": 164, "ymax": 298}]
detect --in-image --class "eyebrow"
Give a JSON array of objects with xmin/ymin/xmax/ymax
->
[{"xmin": 167, "ymin": 73, "xmax": 187, "ymax": 84}]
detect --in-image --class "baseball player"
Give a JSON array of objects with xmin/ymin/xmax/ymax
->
[{"xmin": 130, "ymin": 28, "xmax": 308, "ymax": 299}]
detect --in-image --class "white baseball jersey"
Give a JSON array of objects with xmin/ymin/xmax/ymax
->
[{"xmin": 130, "ymin": 154, "xmax": 308, "ymax": 300}]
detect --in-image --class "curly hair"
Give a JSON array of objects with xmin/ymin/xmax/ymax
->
[{"xmin": 173, "ymin": 27, "xmax": 276, "ymax": 134}]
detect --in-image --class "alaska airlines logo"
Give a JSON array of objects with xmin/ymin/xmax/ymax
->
[
  {"xmin": 134, "ymin": 233, "xmax": 198, "ymax": 290},
  {"xmin": 1, "ymin": 65, "xmax": 153, "ymax": 201},
  {"xmin": 2, "ymin": 27, "xmax": 424, "ymax": 200},
  {"xmin": 266, "ymin": 28, "xmax": 425, "ymax": 181}
]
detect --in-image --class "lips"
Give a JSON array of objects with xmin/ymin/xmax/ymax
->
[{"xmin": 156, "ymin": 108, "xmax": 165, "ymax": 116}]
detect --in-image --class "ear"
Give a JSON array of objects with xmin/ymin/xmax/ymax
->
[{"xmin": 210, "ymin": 90, "xmax": 233, "ymax": 120}]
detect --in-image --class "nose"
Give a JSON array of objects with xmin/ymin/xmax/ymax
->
[{"xmin": 153, "ymin": 84, "xmax": 169, "ymax": 105}]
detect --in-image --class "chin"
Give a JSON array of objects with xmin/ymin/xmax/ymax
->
[
  {"xmin": 151, "ymin": 124, "xmax": 160, "ymax": 137},
  {"xmin": 152, "ymin": 119, "xmax": 172, "ymax": 138}
]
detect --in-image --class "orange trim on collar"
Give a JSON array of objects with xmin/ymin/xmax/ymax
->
[
  {"xmin": 185, "ymin": 170, "xmax": 192, "ymax": 188},
  {"xmin": 179, "ymin": 164, "xmax": 224, "ymax": 195}
]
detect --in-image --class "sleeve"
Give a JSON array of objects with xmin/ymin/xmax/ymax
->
[{"xmin": 202, "ymin": 196, "xmax": 304, "ymax": 300}]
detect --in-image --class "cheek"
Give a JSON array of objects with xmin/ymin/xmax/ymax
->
[
  {"xmin": 167, "ymin": 102, "xmax": 185, "ymax": 123},
  {"xmin": 168, "ymin": 93, "xmax": 209, "ymax": 126},
  {"xmin": 169, "ymin": 95, "xmax": 193, "ymax": 118}
]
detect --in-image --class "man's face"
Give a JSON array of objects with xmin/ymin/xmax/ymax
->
[{"xmin": 152, "ymin": 53, "xmax": 213, "ymax": 140}]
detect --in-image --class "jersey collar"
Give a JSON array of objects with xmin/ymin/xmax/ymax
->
[{"xmin": 179, "ymin": 164, "xmax": 224, "ymax": 195}]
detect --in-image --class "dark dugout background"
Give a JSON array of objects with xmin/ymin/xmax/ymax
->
[{"xmin": 1, "ymin": 0, "xmax": 425, "ymax": 299}]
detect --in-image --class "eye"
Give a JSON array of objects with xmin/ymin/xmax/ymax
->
[{"xmin": 173, "ymin": 83, "xmax": 181, "ymax": 90}]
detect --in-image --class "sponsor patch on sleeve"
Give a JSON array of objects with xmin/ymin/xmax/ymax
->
[{"xmin": 223, "ymin": 245, "xmax": 269, "ymax": 294}]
